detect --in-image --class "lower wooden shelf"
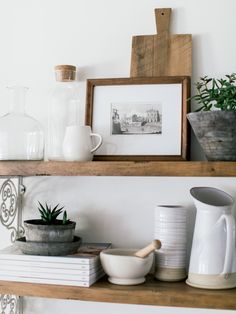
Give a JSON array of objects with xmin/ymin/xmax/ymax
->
[{"xmin": 0, "ymin": 276, "xmax": 235, "ymax": 310}]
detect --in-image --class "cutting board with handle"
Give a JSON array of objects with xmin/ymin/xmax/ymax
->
[{"xmin": 130, "ymin": 8, "xmax": 192, "ymax": 77}]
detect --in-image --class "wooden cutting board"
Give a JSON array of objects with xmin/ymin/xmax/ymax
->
[{"xmin": 130, "ymin": 8, "xmax": 192, "ymax": 77}]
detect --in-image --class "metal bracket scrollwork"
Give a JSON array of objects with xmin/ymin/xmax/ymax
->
[
  {"xmin": 0, "ymin": 177, "xmax": 25, "ymax": 314},
  {"xmin": 0, "ymin": 178, "xmax": 25, "ymax": 242},
  {"xmin": 0, "ymin": 295, "xmax": 22, "ymax": 314}
]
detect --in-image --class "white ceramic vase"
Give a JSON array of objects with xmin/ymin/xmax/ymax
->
[{"xmin": 154, "ymin": 205, "xmax": 187, "ymax": 281}]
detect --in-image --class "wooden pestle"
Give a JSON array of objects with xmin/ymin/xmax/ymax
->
[{"xmin": 134, "ymin": 240, "xmax": 162, "ymax": 258}]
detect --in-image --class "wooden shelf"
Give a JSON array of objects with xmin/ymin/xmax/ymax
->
[
  {"xmin": 0, "ymin": 276, "xmax": 235, "ymax": 310},
  {"xmin": 0, "ymin": 161, "xmax": 235, "ymax": 310},
  {"xmin": 0, "ymin": 161, "xmax": 235, "ymax": 177}
]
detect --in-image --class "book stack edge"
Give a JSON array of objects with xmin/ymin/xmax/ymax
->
[{"xmin": 0, "ymin": 242, "xmax": 111, "ymax": 287}]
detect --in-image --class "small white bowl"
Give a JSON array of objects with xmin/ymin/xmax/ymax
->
[{"xmin": 100, "ymin": 248, "xmax": 153, "ymax": 285}]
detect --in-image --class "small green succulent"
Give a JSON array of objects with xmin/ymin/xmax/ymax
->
[{"xmin": 38, "ymin": 202, "xmax": 70, "ymax": 225}]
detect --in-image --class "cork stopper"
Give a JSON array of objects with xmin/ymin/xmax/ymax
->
[{"xmin": 54, "ymin": 65, "xmax": 76, "ymax": 82}]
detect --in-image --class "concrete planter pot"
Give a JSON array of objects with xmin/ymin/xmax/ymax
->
[
  {"xmin": 16, "ymin": 236, "xmax": 81, "ymax": 256},
  {"xmin": 24, "ymin": 219, "xmax": 76, "ymax": 243},
  {"xmin": 187, "ymin": 111, "xmax": 236, "ymax": 161}
]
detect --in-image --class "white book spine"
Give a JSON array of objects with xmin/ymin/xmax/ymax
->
[
  {"xmin": 0, "ymin": 254, "xmax": 98, "ymax": 265},
  {"xmin": 0, "ymin": 259, "xmax": 99, "ymax": 270},
  {"xmin": 0, "ymin": 269, "xmax": 103, "ymax": 281},
  {"xmin": 0, "ymin": 275, "xmax": 92, "ymax": 287},
  {"xmin": 0, "ymin": 264, "xmax": 100, "ymax": 276}
]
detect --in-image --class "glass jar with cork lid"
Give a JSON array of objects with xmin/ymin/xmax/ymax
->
[{"xmin": 47, "ymin": 65, "xmax": 80, "ymax": 160}]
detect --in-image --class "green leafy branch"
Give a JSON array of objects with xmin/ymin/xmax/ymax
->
[{"xmin": 190, "ymin": 73, "xmax": 236, "ymax": 111}]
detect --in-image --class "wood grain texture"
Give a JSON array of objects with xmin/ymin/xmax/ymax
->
[
  {"xmin": 130, "ymin": 8, "xmax": 192, "ymax": 77},
  {"xmin": 0, "ymin": 161, "xmax": 236, "ymax": 177},
  {"xmin": 0, "ymin": 276, "xmax": 235, "ymax": 310}
]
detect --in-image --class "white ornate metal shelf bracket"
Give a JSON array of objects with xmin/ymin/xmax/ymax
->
[
  {"xmin": 0, "ymin": 294, "xmax": 22, "ymax": 314},
  {"xmin": 0, "ymin": 176, "xmax": 25, "ymax": 314}
]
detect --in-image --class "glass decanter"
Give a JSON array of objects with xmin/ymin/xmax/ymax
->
[{"xmin": 0, "ymin": 86, "xmax": 44, "ymax": 160}]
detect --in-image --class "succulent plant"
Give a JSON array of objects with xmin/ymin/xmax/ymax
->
[{"xmin": 38, "ymin": 201, "xmax": 70, "ymax": 225}]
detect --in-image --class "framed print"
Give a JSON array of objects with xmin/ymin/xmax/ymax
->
[{"xmin": 85, "ymin": 77, "xmax": 190, "ymax": 161}]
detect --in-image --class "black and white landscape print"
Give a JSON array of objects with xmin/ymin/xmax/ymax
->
[{"xmin": 111, "ymin": 102, "xmax": 162, "ymax": 135}]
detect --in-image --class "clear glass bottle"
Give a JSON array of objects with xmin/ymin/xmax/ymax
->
[
  {"xmin": 0, "ymin": 86, "xmax": 44, "ymax": 160},
  {"xmin": 47, "ymin": 65, "xmax": 80, "ymax": 160}
]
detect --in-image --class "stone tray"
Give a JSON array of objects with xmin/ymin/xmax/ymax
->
[{"xmin": 15, "ymin": 236, "xmax": 82, "ymax": 256}]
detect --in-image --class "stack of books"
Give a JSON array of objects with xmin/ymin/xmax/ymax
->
[{"xmin": 0, "ymin": 243, "xmax": 111, "ymax": 287}]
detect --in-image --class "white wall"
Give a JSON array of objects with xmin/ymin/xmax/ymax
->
[{"xmin": 0, "ymin": 0, "xmax": 236, "ymax": 313}]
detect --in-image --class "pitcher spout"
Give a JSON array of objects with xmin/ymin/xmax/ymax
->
[{"xmin": 190, "ymin": 187, "xmax": 234, "ymax": 211}]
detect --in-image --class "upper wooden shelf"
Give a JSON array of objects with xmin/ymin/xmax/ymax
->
[
  {"xmin": 0, "ymin": 161, "xmax": 235, "ymax": 177},
  {"xmin": 0, "ymin": 276, "xmax": 235, "ymax": 310}
]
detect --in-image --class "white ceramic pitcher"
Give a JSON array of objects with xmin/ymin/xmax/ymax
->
[
  {"xmin": 62, "ymin": 125, "xmax": 102, "ymax": 161},
  {"xmin": 187, "ymin": 187, "xmax": 236, "ymax": 289}
]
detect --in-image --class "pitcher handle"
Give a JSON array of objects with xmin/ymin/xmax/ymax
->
[
  {"xmin": 220, "ymin": 214, "xmax": 236, "ymax": 275},
  {"xmin": 90, "ymin": 133, "xmax": 102, "ymax": 153}
]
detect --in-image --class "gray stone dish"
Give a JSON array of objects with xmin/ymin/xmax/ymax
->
[{"xmin": 15, "ymin": 236, "xmax": 81, "ymax": 256}]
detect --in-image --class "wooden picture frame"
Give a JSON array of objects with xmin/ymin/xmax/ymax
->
[{"xmin": 85, "ymin": 77, "xmax": 190, "ymax": 161}]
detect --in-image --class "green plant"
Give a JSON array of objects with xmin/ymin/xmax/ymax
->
[
  {"xmin": 38, "ymin": 202, "xmax": 70, "ymax": 225},
  {"xmin": 191, "ymin": 73, "xmax": 236, "ymax": 111}
]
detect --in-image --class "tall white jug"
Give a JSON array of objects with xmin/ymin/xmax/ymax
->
[{"xmin": 187, "ymin": 187, "xmax": 236, "ymax": 289}]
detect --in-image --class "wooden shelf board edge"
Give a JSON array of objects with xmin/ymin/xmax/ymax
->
[
  {"xmin": 0, "ymin": 161, "xmax": 235, "ymax": 177},
  {"xmin": 0, "ymin": 278, "xmax": 235, "ymax": 310}
]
